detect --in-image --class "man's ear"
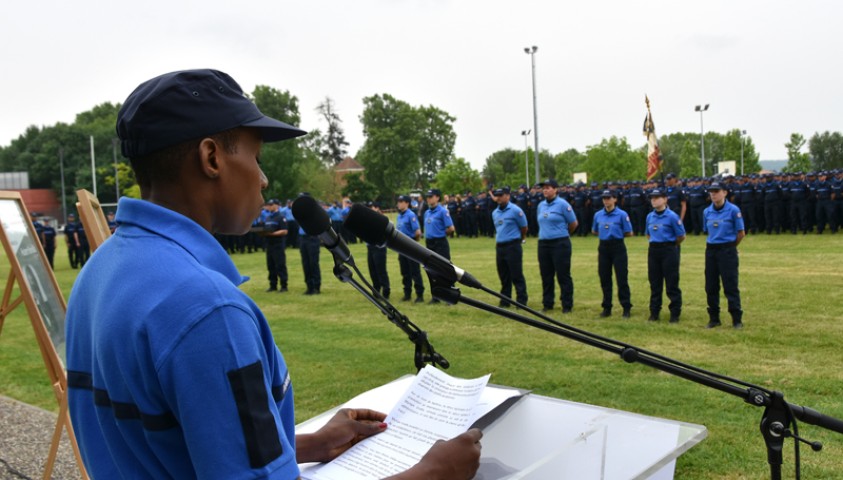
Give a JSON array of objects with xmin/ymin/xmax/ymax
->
[{"xmin": 198, "ymin": 137, "xmax": 221, "ymax": 179}]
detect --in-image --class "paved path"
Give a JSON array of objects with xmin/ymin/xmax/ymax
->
[{"xmin": 0, "ymin": 396, "xmax": 83, "ymax": 480}]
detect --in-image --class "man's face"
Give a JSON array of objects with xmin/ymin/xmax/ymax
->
[
  {"xmin": 427, "ymin": 195, "xmax": 439, "ymax": 207},
  {"xmin": 397, "ymin": 201, "xmax": 408, "ymax": 212},
  {"xmin": 494, "ymin": 193, "xmax": 509, "ymax": 206},
  {"xmin": 216, "ymin": 128, "xmax": 266, "ymax": 235},
  {"xmin": 542, "ymin": 185, "xmax": 556, "ymax": 200}
]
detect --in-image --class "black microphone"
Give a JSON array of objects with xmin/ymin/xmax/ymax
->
[
  {"xmin": 291, "ymin": 195, "xmax": 353, "ymax": 265},
  {"xmin": 344, "ymin": 204, "xmax": 482, "ymax": 289}
]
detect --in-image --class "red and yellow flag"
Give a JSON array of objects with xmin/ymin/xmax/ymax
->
[{"xmin": 643, "ymin": 95, "xmax": 661, "ymax": 181}]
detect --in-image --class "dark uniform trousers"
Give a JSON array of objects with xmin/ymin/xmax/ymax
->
[
  {"xmin": 425, "ymin": 237, "xmax": 451, "ymax": 260},
  {"xmin": 597, "ymin": 239, "xmax": 631, "ymax": 311},
  {"xmin": 630, "ymin": 206, "xmax": 647, "ymax": 236},
  {"xmin": 538, "ymin": 238, "xmax": 573, "ymax": 310},
  {"xmin": 266, "ymin": 238, "xmax": 287, "ymax": 289},
  {"xmin": 648, "ymin": 242, "xmax": 682, "ymax": 316},
  {"xmin": 764, "ymin": 200, "xmax": 783, "ymax": 234},
  {"xmin": 790, "ymin": 199, "xmax": 810, "ymax": 234},
  {"xmin": 366, "ymin": 245, "xmax": 390, "ymax": 297},
  {"xmin": 287, "ymin": 220, "xmax": 299, "ymax": 248},
  {"xmin": 496, "ymin": 239, "xmax": 527, "ymax": 306},
  {"xmin": 704, "ymin": 243, "xmax": 742, "ymax": 321},
  {"xmin": 691, "ymin": 204, "xmax": 706, "ymax": 235},
  {"xmin": 399, "ymin": 255, "xmax": 424, "ymax": 298},
  {"xmin": 816, "ymin": 200, "xmax": 838, "ymax": 234},
  {"xmin": 299, "ymin": 235, "xmax": 321, "ymax": 292}
]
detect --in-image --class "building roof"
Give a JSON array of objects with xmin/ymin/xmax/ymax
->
[{"xmin": 335, "ymin": 156, "xmax": 364, "ymax": 172}]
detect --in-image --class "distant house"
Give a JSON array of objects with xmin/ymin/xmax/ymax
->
[{"xmin": 334, "ymin": 156, "xmax": 365, "ymax": 186}]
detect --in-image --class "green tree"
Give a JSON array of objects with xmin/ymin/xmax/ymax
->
[
  {"xmin": 721, "ymin": 129, "xmax": 760, "ymax": 175},
  {"xmin": 482, "ymin": 148, "xmax": 527, "ymax": 189},
  {"xmin": 315, "ymin": 97, "xmax": 349, "ymax": 166},
  {"xmin": 341, "ymin": 172, "xmax": 380, "ymax": 202},
  {"xmin": 433, "ymin": 158, "xmax": 483, "ymax": 195},
  {"xmin": 808, "ymin": 131, "xmax": 843, "ymax": 170},
  {"xmin": 416, "ymin": 105, "xmax": 457, "ymax": 190},
  {"xmin": 784, "ymin": 133, "xmax": 811, "ymax": 172},
  {"xmin": 554, "ymin": 148, "xmax": 586, "ymax": 184},
  {"xmin": 580, "ymin": 136, "xmax": 645, "ymax": 183}
]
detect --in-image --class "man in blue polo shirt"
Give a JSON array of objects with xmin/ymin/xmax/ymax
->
[
  {"xmin": 65, "ymin": 69, "xmax": 480, "ymax": 480},
  {"xmin": 396, "ymin": 195, "xmax": 425, "ymax": 303},
  {"xmin": 592, "ymin": 189, "xmax": 634, "ymax": 318},
  {"xmin": 536, "ymin": 179, "xmax": 578, "ymax": 313},
  {"xmin": 491, "ymin": 186, "xmax": 528, "ymax": 308},
  {"xmin": 703, "ymin": 181, "xmax": 746, "ymax": 329},
  {"xmin": 645, "ymin": 188, "xmax": 686, "ymax": 323},
  {"xmin": 423, "ymin": 188, "xmax": 455, "ymax": 304}
]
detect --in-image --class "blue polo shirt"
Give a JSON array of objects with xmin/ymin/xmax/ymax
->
[
  {"xmin": 646, "ymin": 208, "xmax": 686, "ymax": 243},
  {"xmin": 281, "ymin": 205, "xmax": 294, "ymax": 222},
  {"xmin": 424, "ymin": 204, "xmax": 453, "ymax": 239},
  {"xmin": 592, "ymin": 207, "xmax": 632, "ymax": 240},
  {"xmin": 537, "ymin": 196, "xmax": 577, "ymax": 240},
  {"xmin": 397, "ymin": 209, "xmax": 420, "ymax": 237},
  {"xmin": 66, "ymin": 198, "xmax": 298, "ymax": 479},
  {"xmin": 327, "ymin": 205, "xmax": 343, "ymax": 222},
  {"xmin": 703, "ymin": 200, "xmax": 745, "ymax": 244},
  {"xmin": 492, "ymin": 202, "xmax": 527, "ymax": 243}
]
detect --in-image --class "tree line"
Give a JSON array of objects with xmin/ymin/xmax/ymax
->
[{"xmin": 1, "ymin": 84, "xmax": 841, "ymax": 209}]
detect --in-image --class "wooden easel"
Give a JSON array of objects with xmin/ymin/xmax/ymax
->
[
  {"xmin": 0, "ymin": 191, "xmax": 88, "ymax": 480},
  {"xmin": 75, "ymin": 189, "xmax": 111, "ymax": 252}
]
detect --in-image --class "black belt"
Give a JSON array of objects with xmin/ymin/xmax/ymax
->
[
  {"xmin": 538, "ymin": 237, "xmax": 570, "ymax": 244},
  {"xmin": 599, "ymin": 239, "xmax": 625, "ymax": 245},
  {"xmin": 496, "ymin": 239, "xmax": 521, "ymax": 247},
  {"xmin": 650, "ymin": 241, "xmax": 677, "ymax": 247},
  {"xmin": 707, "ymin": 241, "xmax": 736, "ymax": 249}
]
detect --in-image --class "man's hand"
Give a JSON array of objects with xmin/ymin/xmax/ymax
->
[
  {"xmin": 389, "ymin": 429, "xmax": 483, "ymax": 480},
  {"xmin": 295, "ymin": 408, "xmax": 387, "ymax": 464}
]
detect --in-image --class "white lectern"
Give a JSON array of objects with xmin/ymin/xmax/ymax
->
[{"xmin": 297, "ymin": 376, "xmax": 707, "ymax": 480}]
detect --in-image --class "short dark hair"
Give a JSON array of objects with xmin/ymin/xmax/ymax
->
[{"xmin": 129, "ymin": 128, "xmax": 240, "ymax": 192}]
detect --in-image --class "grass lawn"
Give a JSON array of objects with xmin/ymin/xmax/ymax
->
[{"xmin": 2, "ymin": 230, "xmax": 842, "ymax": 479}]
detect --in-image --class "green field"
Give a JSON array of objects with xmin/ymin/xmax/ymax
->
[{"xmin": 2, "ymin": 231, "xmax": 843, "ymax": 479}]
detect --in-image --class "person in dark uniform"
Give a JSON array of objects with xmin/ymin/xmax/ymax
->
[
  {"xmin": 263, "ymin": 199, "xmax": 288, "ymax": 292},
  {"xmin": 297, "ymin": 193, "xmax": 322, "ymax": 295},
  {"xmin": 396, "ymin": 195, "xmax": 425, "ymax": 302},
  {"xmin": 536, "ymin": 179, "xmax": 578, "ymax": 313},
  {"xmin": 626, "ymin": 181, "xmax": 647, "ymax": 236},
  {"xmin": 463, "ymin": 191, "xmax": 478, "ymax": 238},
  {"xmin": 64, "ymin": 213, "xmax": 79, "ymax": 269},
  {"xmin": 834, "ymin": 170, "xmax": 843, "ymax": 229},
  {"xmin": 738, "ymin": 177, "xmax": 758, "ymax": 234},
  {"xmin": 762, "ymin": 174, "xmax": 783, "ymax": 234},
  {"xmin": 424, "ymin": 188, "xmax": 455, "ymax": 303},
  {"xmin": 645, "ymin": 188, "xmax": 686, "ymax": 323},
  {"xmin": 476, "ymin": 191, "xmax": 492, "ymax": 238},
  {"xmin": 284, "ymin": 199, "xmax": 299, "ymax": 248},
  {"xmin": 592, "ymin": 190, "xmax": 634, "ymax": 318},
  {"xmin": 703, "ymin": 181, "xmax": 746, "ymax": 329},
  {"xmin": 365, "ymin": 202, "xmax": 391, "ymax": 299},
  {"xmin": 74, "ymin": 216, "xmax": 91, "ymax": 267},
  {"xmin": 446, "ymin": 194, "xmax": 460, "ymax": 237},
  {"xmin": 787, "ymin": 173, "xmax": 811, "ymax": 234},
  {"xmin": 491, "ymin": 186, "xmax": 528, "ymax": 308},
  {"xmin": 587, "ymin": 183, "xmax": 604, "ymax": 236},
  {"xmin": 40, "ymin": 218, "xmax": 57, "ymax": 269},
  {"xmin": 106, "ymin": 211, "xmax": 118, "ymax": 234},
  {"xmin": 665, "ymin": 173, "xmax": 687, "ymax": 222},
  {"xmin": 687, "ymin": 179, "xmax": 708, "ymax": 235},
  {"xmin": 528, "ymin": 183, "xmax": 543, "ymax": 237},
  {"xmin": 814, "ymin": 172, "xmax": 838, "ymax": 234},
  {"xmin": 572, "ymin": 183, "xmax": 590, "ymax": 237}
]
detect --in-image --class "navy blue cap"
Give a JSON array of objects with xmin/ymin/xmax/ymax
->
[
  {"xmin": 601, "ymin": 189, "xmax": 616, "ymax": 198},
  {"xmin": 665, "ymin": 173, "xmax": 677, "ymax": 180},
  {"xmin": 117, "ymin": 69, "xmax": 306, "ymax": 158},
  {"xmin": 426, "ymin": 188, "xmax": 442, "ymax": 197},
  {"xmin": 267, "ymin": 198, "xmax": 280, "ymax": 205},
  {"xmin": 492, "ymin": 186, "xmax": 511, "ymax": 196},
  {"xmin": 707, "ymin": 182, "xmax": 726, "ymax": 191},
  {"xmin": 649, "ymin": 188, "xmax": 666, "ymax": 197},
  {"xmin": 397, "ymin": 195, "xmax": 411, "ymax": 203},
  {"xmin": 540, "ymin": 178, "xmax": 558, "ymax": 188}
]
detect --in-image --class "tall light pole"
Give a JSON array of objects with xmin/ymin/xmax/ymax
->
[
  {"xmin": 694, "ymin": 104, "xmax": 709, "ymax": 177},
  {"xmin": 740, "ymin": 129, "xmax": 747, "ymax": 176},
  {"xmin": 524, "ymin": 45, "xmax": 539, "ymax": 183},
  {"xmin": 521, "ymin": 129, "xmax": 531, "ymax": 185}
]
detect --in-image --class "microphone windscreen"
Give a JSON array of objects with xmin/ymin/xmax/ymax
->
[
  {"xmin": 345, "ymin": 204, "xmax": 390, "ymax": 245},
  {"xmin": 292, "ymin": 195, "xmax": 330, "ymax": 236}
]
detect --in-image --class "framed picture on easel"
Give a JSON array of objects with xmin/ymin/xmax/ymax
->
[
  {"xmin": 0, "ymin": 190, "xmax": 88, "ymax": 479},
  {"xmin": 75, "ymin": 189, "xmax": 111, "ymax": 253}
]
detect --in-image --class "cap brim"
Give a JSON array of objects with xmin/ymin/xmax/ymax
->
[{"xmin": 243, "ymin": 115, "xmax": 307, "ymax": 142}]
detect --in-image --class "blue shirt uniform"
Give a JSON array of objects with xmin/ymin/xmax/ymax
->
[
  {"xmin": 537, "ymin": 196, "xmax": 577, "ymax": 240},
  {"xmin": 646, "ymin": 208, "xmax": 686, "ymax": 243},
  {"xmin": 66, "ymin": 198, "xmax": 298, "ymax": 479},
  {"xmin": 264, "ymin": 210, "xmax": 288, "ymax": 244},
  {"xmin": 592, "ymin": 207, "xmax": 633, "ymax": 240},
  {"xmin": 397, "ymin": 209, "xmax": 421, "ymax": 237},
  {"xmin": 703, "ymin": 200, "xmax": 745, "ymax": 244},
  {"xmin": 424, "ymin": 204, "xmax": 453, "ymax": 239},
  {"xmin": 492, "ymin": 202, "xmax": 527, "ymax": 243}
]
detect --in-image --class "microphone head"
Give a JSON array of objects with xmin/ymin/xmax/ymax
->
[
  {"xmin": 345, "ymin": 203, "xmax": 390, "ymax": 245},
  {"xmin": 292, "ymin": 195, "xmax": 330, "ymax": 236}
]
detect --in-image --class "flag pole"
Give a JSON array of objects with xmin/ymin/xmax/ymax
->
[{"xmin": 645, "ymin": 95, "xmax": 665, "ymax": 188}]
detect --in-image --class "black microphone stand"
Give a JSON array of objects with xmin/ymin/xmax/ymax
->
[
  {"xmin": 330, "ymin": 254, "xmax": 449, "ymax": 372},
  {"xmin": 427, "ymin": 275, "xmax": 843, "ymax": 480}
]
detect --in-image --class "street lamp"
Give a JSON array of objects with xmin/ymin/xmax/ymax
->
[
  {"xmin": 524, "ymin": 45, "xmax": 539, "ymax": 183},
  {"xmin": 740, "ymin": 130, "xmax": 747, "ymax": 176},
  {"xmin": 694, "ymin": 104, "xmax": 709, "ymax": 177},
  {"xmin": 521, "ymin": 129, "xmax": 531, "ymax": 185}
]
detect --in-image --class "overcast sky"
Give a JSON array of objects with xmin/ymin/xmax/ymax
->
[{"xmin": 1, "ymin": 0, "xmax": 839, "ymax": 172}]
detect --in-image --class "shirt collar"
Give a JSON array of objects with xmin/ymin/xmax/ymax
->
[{"xmin": 115, "ymin": 197, "xmax": 247, "ymax": 286}]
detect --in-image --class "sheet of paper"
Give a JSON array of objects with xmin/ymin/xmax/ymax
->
[{"xmin": 305, "ymin": 366, "xmax": 490, "ymax": 480}]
